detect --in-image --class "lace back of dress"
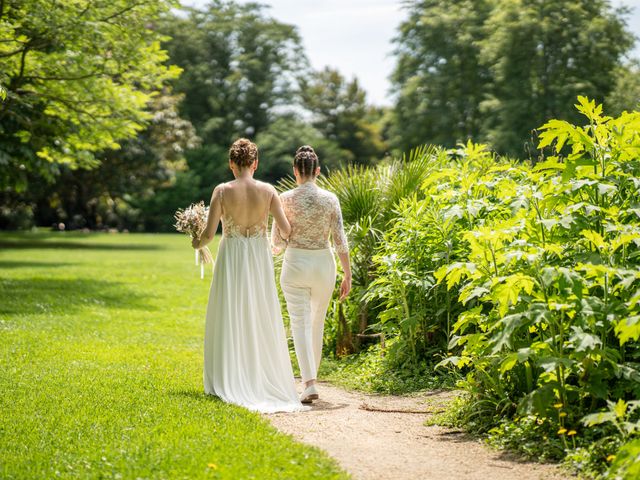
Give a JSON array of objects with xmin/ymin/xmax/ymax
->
[{"xmin": 220, "ymin": 184, "xmax": 269, "ymax": 239}]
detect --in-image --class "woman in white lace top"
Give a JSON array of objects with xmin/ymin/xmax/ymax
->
[
  {"xmin": 271, "ymin": 180, "xmax": 349, "ymax": 254},
  {"xmin": 271, "ymin": 145, "xmax": 352, "ymax": 403}
]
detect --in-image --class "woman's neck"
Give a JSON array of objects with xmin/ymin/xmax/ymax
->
[
  {"xmin": 296, "ymin": 176, "xmax": 316, "ymax": 186},
  {"xmin": 234, "ymin": 169, "xmax": 254, "ymax": 180}
]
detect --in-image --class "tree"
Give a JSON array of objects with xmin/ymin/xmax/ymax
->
[
  {"xmin": 390, "ymin": 0, "xmax": 493, "ymax": 154},
  {"xmin": 135, "ymin": 1, "xmax": 315, "ymax": 231},
  {"xmin": 606, "ymin": 61, "xmax": 640, "ymax": 116},
  {"xmin": 0, "ymin": 0, "xmax": 180, "ymax": 192},
  {"xmin": 301, "ymin": 67, "xmax": 387, "ymax": 166},
  {"xmin": 255, "ymin": 115, "xmax": 352, "ymax": 184},
  {"xmin": 479, "ymin": 0, "xmax": 633, "ymax": 155},
  {"xmin": 142, "ymin": 1, "xmax": 310, "ymax": 229},
  {"xmin": 9, "ymin": 91, "xmax": 199, "ymax": 231},
  {"xmin": 160, "ymin": 1, "xmax": 306, "ymax": 146},
  {"xmin": 390, "ymin": 0, "xmax": 634, "ymax": 157}
]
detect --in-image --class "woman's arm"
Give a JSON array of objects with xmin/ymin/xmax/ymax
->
[
  {"xmin": 331, "ymin": 196, "xmax": 351, "ymax": 300},
  {"xmin": 270, "ymin": 188, "xmax": 291, "ymax": 240},
  {"xmin": 337, "ymin": 251, "xmax": 352, "ymax": 301},
  {"xmin": 270, "ymin": 217, "xmax": 287, "ymax": 255},
  {"xmin": 192, "ymin": 185, "xmax": 222, "ymax": 249}
]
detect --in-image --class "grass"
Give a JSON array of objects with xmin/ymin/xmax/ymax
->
[{"xmin": 0, "ymin": 231, "xmax": 347, "ymax": 480}]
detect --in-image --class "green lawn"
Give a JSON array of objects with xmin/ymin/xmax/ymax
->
[{"xmin": 0, "ymin": 231, "xmax": 347, "ymax": 480}]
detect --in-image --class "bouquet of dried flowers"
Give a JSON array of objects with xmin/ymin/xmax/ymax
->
[{"xmin": 174, "ymin": 201, "xmax": 214, "ymax": 279}]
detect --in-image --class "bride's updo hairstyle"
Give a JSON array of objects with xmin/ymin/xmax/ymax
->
[
  {"xmin": 294, "ymin": 145, "xmax": 319, "ymax": 178},
  {"xmin": 229, "ymin": 138, "xmax": 258, "ymax": 168}
]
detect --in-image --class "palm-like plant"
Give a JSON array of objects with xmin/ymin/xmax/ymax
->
[
  {"xmin": 325, "ymin": 146, "xmax": 446, "ymax": 350},
  {"xmin": 381, "ymin": 145, "xmax": 446, "ymax": 221},
  {"xmin": 319, "ymin": 165, "xmax": 381, "ymax": 226}
]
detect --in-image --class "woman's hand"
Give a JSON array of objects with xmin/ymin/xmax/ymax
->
[
  {"xmin": 336, "ymin": 251, "xmax": 352, "ymax": 301},
  {"xmin": 339, "ymin": 275, "xmax": 351, "ymax": 301},
  {"xmin": 191, "ymin": 236, "xmax": 200, "ymax": 249}
]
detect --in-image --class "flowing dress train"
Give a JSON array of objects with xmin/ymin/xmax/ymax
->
[{"xmin": 203, "ymin": 196, "xmax": 304, "ymax": 413}]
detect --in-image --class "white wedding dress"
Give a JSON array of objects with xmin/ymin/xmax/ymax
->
[{"xmin": 203, "ymin": 186, "xmax": 304, "ymax": 413}]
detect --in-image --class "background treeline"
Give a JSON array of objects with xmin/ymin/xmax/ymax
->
[
  {"xmin": 1, "ymin": 0, "xmax": 639, "ymax": 231},
  {"xmin": 0, "ymin": 0, "xmax": 385, "ymax": 231}
]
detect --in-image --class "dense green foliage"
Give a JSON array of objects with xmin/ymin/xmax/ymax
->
[
  {"xmin": 0, "ymin": 0, "xmax": 180, "ymax": 189},
  {"xmin": 145, "ymin": 1, "xmax": 305, "ymax": 229},
  {"xmin": 30, "ymin": 1, "xmax": 384, "ymax": 232},
  {"xmin": 0, "ymin": 0, "xmax": 192, "ymax": 230},
  {"xmin": 17, "ymin": 93, "xmax": 199, "ymax": 231},
  {"xmin": 0, "ymin": 1, "xmax": 387, "ymax": 231},
  {"xmin": 143, "ymin": 5, "xmax": 387, "ymax": 230},
  {"xmin": 392, "ymin": 0, "xmax": 634, "ymax": 156},
  {"xmin": 319, "ymin": 346, "xmax": 459, "ymax": 395},
  {"xmin": 607, "ymin": 61, "xmax": 640, "ymax": 117},
  {"xmin": 437, "ymin": 98, "xmax": 640, "ymax": 428},
  {"xmin": 481, "ymin": 0, "xmax": 633, "ymax": 155},
  {"xmin": 329, "ymin": 98, "xmax": 640, "ymax": 477},
  {"xmin": 0, "ymin": 232, "xmax": 346, "ymax": 479},
  {"xmin": 391, "ymin": 0, "xmax": 492, "ymax": 152}
]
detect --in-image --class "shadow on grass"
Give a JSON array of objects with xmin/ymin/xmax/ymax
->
[
  {"xmin": 0, "ymin": 239, "xmax": 163, "ymax": 251},
  {"xmin": 0, "ymin": 260, "xmax": 75, "ymax": 269},
  {"xmin": 170, "ymin": 389, "xmax": 224, "ymax": 404},
  {"xmin": 433, "ymin": 430, "xmax": 562, "ymax": 465},
  {"xmin": 0, "ymin": 277, "xmax": 155, "ymax": 315}
]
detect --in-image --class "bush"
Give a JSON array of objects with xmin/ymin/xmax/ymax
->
[
  {"xmin": 436, "ymin": 99, "xmax": 640, "ymax": 451},
  {"xmin": 320, "ymin": 342, "xmax": 458, "ymax": 395},
  {"xmin": 328, "ymin": 97, "xmax": 640, "ymax": 474}
]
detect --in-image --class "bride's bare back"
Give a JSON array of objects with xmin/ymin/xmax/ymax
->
[
  {"xmin": 192, "ymin": 137, "xmax": 290, "ymax": 247},
  {"xmin": 197, "ymin": 177, "xmax": 291, "ymax": 243},
  {"xmin": 219, "ymin": 180, "xmax": 275, "ymax": 236}
]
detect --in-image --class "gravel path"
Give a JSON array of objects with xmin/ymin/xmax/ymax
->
[{"xmin": 266, "ymin": 382, "xmax": 567, "ymax": 480}]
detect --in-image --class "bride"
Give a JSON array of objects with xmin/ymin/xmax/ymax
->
[{"xmin": 192, "ymin": 138, "xmax": 305, "ymax": 413}]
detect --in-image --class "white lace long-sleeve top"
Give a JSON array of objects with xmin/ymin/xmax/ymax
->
[{"xmin": 271, "ymin": 182, "xmax": 349, "ymax": 254}]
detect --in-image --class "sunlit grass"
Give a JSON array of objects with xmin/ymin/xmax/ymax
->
[{"xmin": 0, "ymin": 231, "xmax": 347, "ymax": 479}]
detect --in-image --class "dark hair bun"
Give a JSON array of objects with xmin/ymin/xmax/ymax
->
[
  {"xmin": 294, "ymin": 144, "xmax": 320, "ymax": 178},
  {"xmin": 229, "ymin": 138, "xmax": 258, "ymax": 168},
  {"xmin": 296, "ymin": 145, "xmax": 315, "ymax": 154}
]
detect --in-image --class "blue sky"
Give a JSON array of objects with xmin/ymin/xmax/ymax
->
[{"xmin": 181, "ymin": 0, "xmax": 640, "ymax": 106}]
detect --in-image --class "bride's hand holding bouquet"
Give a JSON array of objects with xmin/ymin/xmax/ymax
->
[{"xmin": 174, "ymin": 201, "xmax": 214, "ymax": 279}]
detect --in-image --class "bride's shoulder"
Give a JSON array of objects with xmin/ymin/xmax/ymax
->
[
  {"xmin": 214, "ymin": 180, "xmax": 231, "ymax": 192},
  {"xmin": 210, "ymin": 182, "xmax": 227, "ymax": 199},
  {"xmin": 254, "ymin": 180, "xmax": 278, "ymax": 195}
]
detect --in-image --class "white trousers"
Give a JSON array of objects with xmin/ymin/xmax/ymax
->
[{"xmin": 280, "ymin": 247, "xmax": 336, "ymax": 383}]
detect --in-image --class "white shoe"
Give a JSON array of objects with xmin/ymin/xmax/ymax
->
[{"xmin": 300, "ymin": 384, "xmax": 319, "ymax": 404}]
